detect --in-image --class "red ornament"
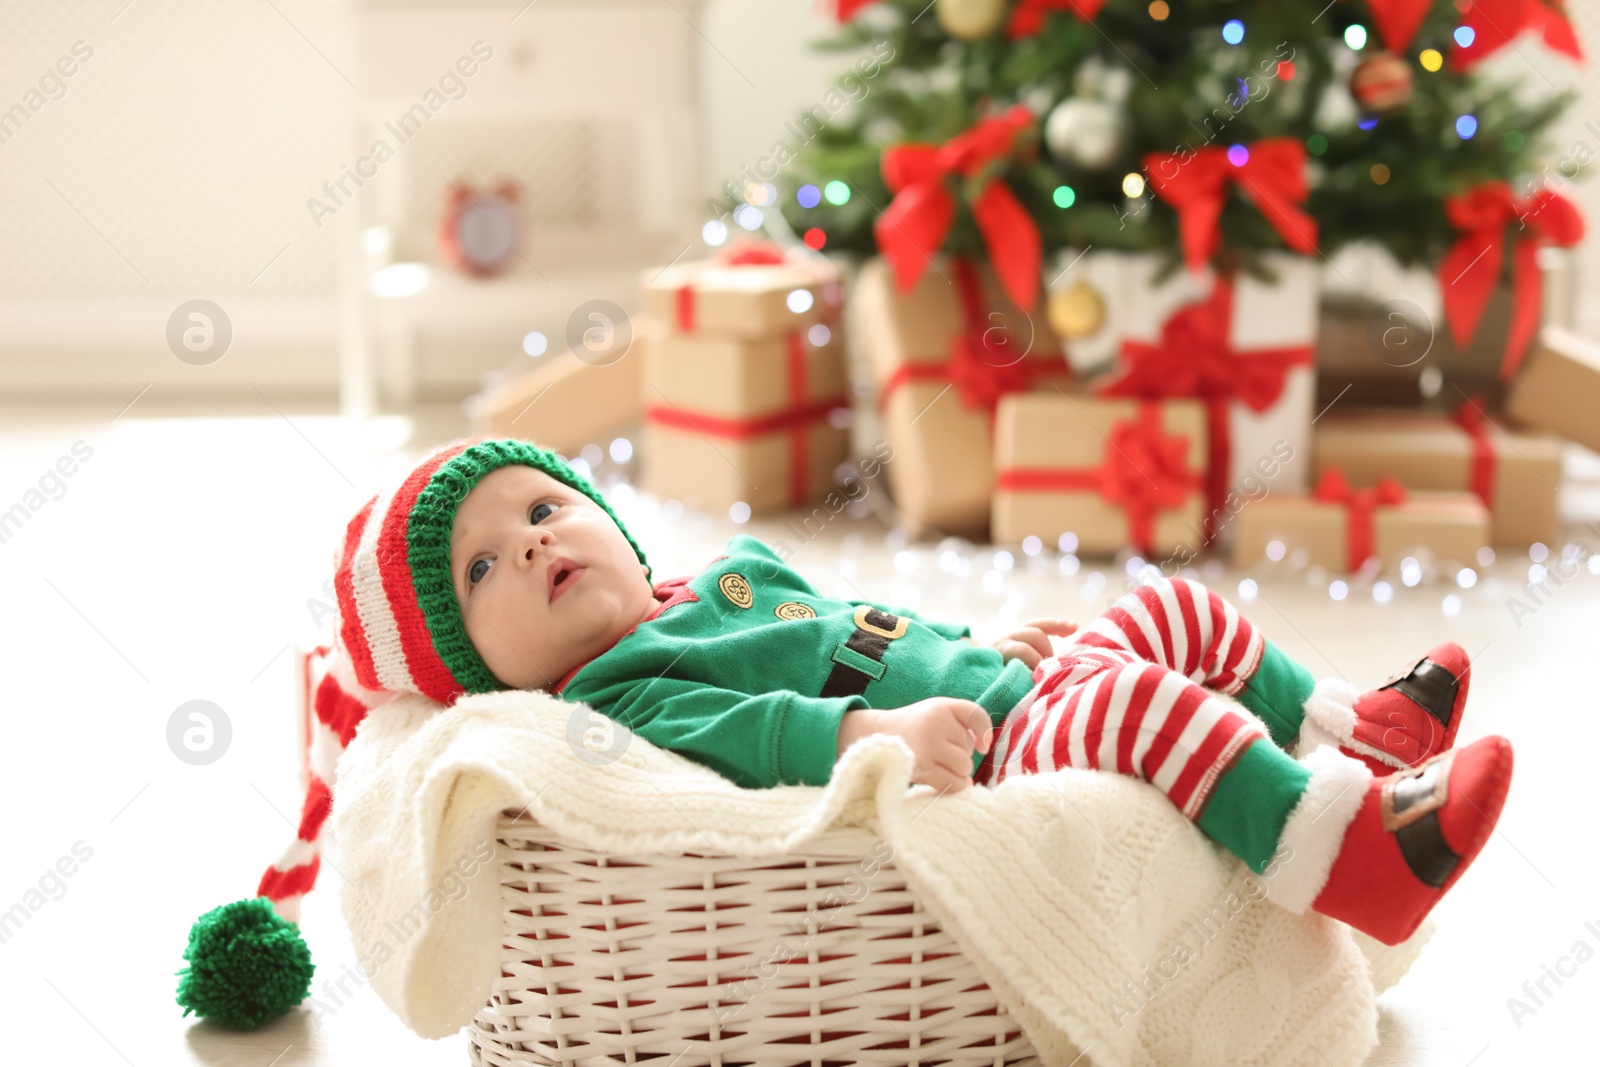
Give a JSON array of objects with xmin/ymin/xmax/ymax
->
[{"xmin": 1351, "ymin": 51, "xmax": 1413, "ymax": 112}]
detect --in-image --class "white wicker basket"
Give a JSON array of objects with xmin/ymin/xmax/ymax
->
[{"xmin": 468, "ymin": 812, "xmax": 1042, "ymax": 1067}]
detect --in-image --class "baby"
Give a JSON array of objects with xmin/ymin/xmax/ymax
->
[{"xmin": 367, "ymin": 438, "xmax": 1514, "ymax": 948}]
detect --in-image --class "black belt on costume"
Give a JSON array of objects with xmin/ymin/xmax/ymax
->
[{"xmin": 820, "ymin": 605, "xmax": 908, "ymax": 698}]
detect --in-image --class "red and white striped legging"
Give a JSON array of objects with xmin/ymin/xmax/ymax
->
[{"xmin": 974, "ymin": 576, "xmax": 1269, "ymax": 820}]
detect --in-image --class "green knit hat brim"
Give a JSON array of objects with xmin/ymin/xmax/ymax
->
[{"xmin": 405, "ymin": 438, "xmax": 651, "ymax": 695}]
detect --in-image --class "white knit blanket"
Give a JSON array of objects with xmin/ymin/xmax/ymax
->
[{"xmin": 331, "ymin": 687, "xmax": 1430, "ymax": 1067}]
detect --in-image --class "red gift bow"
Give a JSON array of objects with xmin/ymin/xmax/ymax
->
[
  {"xmin": 1312, "ymin": 468, "xmax": 1407, "ymax": 574},
  {"xmin": 1098, "ymin": 280, "xmax": 1312, "ymax": 543},
  {"xmin": 1007, "ymin": 0, "xmax": 1106, "ymax": 38},
  {"xmin": 1144, "ymin": 138, "xmax": 1319, "ymax": 273},
  {"xmin": 1440, "ymin": 181, "xmax": 1584, "ymax": 382},
  {"xmin": 1450, "ymin": 397, "xmax": 1498, "ymax": 513},
  {"xmin": 674, "ymin": 239, "xmax": 835, "ymax": 333},
  {"xmin": 645, "ymin": 330, "xmax": 846, "ymax": 506},
  {"xmin": 1365, "ymin": 0, "xmax": 1432, "ymax": 53},
  {"xmin": 1452, "ymin": 0, "xmax": 1582, "ymax": 69},
  {"xmin": 880, "ymin": 257, "xmax": 1071, "ymax": 427},
  {"xmin": 874, "ymin": 105, "xmax": 1043, "ymax": 311},
  {"xmin": 995, "ymin": 401, "xmax": 1200, "ymax": 556}
]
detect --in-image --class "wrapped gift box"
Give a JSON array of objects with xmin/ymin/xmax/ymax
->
[
  {"xmin": 468, "ymin": 348, "xmax": 643, "ymax": 455},
  {"xmin": 1099, "ymin": 252, "xmax": 1317, "ymax": 549},
  {"xmin": 1313, "ymin": 408, "xmax": 1561, "ymax": 547},
  {"xmin": 1507, "ymin": 326, "xmax": 1600, "ymax": 454},
  {"xmin": 640, "ymin": 319, "xmax": 851, "ymax": 514},
  {"xmin": 641, "ymin": 251, "xmax": 837, "ymax": 340},
  {"xmin": 857, "ymin": 255, "xmax": 1071, "ymax": 536},
  {"xmin": 993, "ymin": 394, "xmax": 1209, "ymax": 558},
  {"xmin": 1232, "ymin": 473, "xmax": 1490, "ymax": 572},
  {"xmin": 1314, "ymin": 287, "xmax": 1521, "ymax": 410}
]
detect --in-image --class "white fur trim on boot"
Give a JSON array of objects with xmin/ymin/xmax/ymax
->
[
  {"xmin": 1262, "ymin": 745, "xmax": 1373, "ymax": 915},
  {"xmin": 1294, "ymin": 676, "xmax": 1409, "ymax": 771}
]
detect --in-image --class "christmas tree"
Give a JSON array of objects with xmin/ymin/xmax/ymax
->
[{"xmin": 764, "ymin": 0, "xmax": 1581, "ymax": 293}]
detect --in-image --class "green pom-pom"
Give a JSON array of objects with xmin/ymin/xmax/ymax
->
[{"xmin": 176, "ymin": 897, "xmax": 315, "ymax": 1030}]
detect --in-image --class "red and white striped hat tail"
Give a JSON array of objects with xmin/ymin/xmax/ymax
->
[{"xmin": 258, "ymin": 638, "xmax": 396, "ymax": 923}]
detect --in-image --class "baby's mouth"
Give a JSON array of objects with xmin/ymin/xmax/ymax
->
[{"xmin": 548, "ymin": 559, "xmax": 584, "ymax": 603}]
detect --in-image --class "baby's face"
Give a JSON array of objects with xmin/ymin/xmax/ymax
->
[{"xmin": 450, "ymin": 465, "xmax": 654, "ymax": 690}]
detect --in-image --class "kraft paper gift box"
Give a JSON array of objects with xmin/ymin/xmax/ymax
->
[
  {"xmin": 1313, "ymin": 407, "xmax": 1562, "ymax": 547},
  {"xmin": 857, "ymin": 255, "xmax": 1071, "ymax": 536},
  {"xmin": 1232, "ymin": 471, "xmax": 1490, "ymax": 572},
  {"xmin": 469, "ymin": 348, "xmax": 643, "ymax": 455},
  {"xmin": 1507, "ymin": 326, "xmax": 1600, "ymax": 455},
  {"xmin": 641, "ymin": 248, "xmax": 838, "ymax": 340},
  {"xmin": 1099, "ymin": 252, "xmax": 1318, "ymax": 550},
  {"xmin": 992, "ymin": 394, "xmax": 1209, "ymax": 558},
  {"xmin": 640, "ymin": 318, "xmax": 851, "ymax": 515}
]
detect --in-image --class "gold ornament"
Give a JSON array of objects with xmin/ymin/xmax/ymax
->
[
  {"xmin": 718, "ymin": 572, "xmax": 753, "ymax": 609},
  {"xmin": 1048, "ymin": 281, "xmax": 1107, "ymax": 340},
  {"xmin": 937, "ymin": 0, "xmax": 1005, "ymax": 40}
]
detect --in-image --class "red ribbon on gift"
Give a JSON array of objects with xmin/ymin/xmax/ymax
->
[
  {"xmin": 1098, "ymin": 279, "xmax": 1312, "ymax": 543},
  {"xmin": 1439, "ymin": 181, "xmax": 1584, "ymax": 382},
  {"xmin": 1450, "ymin": 397, "xmax": 1499, "ymax": 513},
  {"xmin": 1313, "ymin": 468, "xmax": 1407, "ymax": 574},
  {"xmin": 1452, "ymin": 0, "xmax": 1583, "ymax": 69},
  {"xmin": 1007, "ymin": 0, "xmax": 1106, "ymax": 38},
  {"xmin": 1144, "ymin": 138, "xmax": 1319, "ymax": 273},
  {"xmin": 674, "ymin": 239, "xmax": 834, "ymax": 333},
  {"xmin": 645, "ymin": 330, "xmax": 846, "ymax": 506},
  {"xmin": 995, "ymin": 401, "xmax": 1200, "ymax": 556},
  {"xmin": 874, "ymin": 105, "xmax": 1042, "ymax": 311},
  {"xmin": 879, "ymin": 257, "xmax": 1071, "ymax": 430}
]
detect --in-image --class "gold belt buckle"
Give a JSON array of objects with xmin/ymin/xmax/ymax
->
[{"xmin": 853, "ymin": 604, "xmax": 908, "ymax": 640}]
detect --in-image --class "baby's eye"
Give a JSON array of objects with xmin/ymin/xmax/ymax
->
[
  {"xmin": 530, "ymin": 502, "xmax": 559, "ymax": 524},
  {"xmin": 467, "ymin": 558, "xmax": 491, "ymax": 586}
]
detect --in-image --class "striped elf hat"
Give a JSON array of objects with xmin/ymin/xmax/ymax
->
[{"xmin": 176, "ymin": 436, "xmax": 649, "ymax": 1031}]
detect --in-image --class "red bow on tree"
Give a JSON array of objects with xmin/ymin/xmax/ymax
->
[
  {"xmin": 1365, "ymin": 0, "xmax": 1433, "ymax": 53},
  {"xmin": 830, "ymin": 0, "xmax": 877, "ymax": 21},
  {"xmin": 1440, "ymin": 181, "xmax": 1585, "ymax": 381},
  {"xmin": 1143, "ymin": 138, "xmax": 1319, "ymax": 273},
  {"xmin": 1312, "ymin": 469, "xmax": 1407, "ymax": 574},
  {"xmin": 875, "ymin": 105, "xmax": 1043, "ymax": 310},
  {"xmin": 1452, "ymin": 0, "xmax": 1583, "ymax": 69},
  {"xmin": 1007, "ymin": 0, "xmax": 1106, "ymax": 38},
  {"xmin": 1098, "ymin": 280, "xmax": 1313, "ymax": 539}
]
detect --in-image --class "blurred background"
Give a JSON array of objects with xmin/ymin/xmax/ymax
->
[{"xmin": 3, "ymin": 1, "xmax": 1599, "ymax": 1065}]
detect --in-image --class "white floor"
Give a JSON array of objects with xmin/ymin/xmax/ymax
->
[{"xmin": 1, "ymin": 399, "xmax": 1596, "ymax": 1066}]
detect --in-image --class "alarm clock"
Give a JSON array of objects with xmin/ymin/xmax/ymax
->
[{"xmin": 438, "ymin": 181, "xmax": 523, "ymax": 277}]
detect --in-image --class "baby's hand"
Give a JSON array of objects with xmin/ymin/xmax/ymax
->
[
  {"xmin": 837, "ymin": 698, "xmax": 993, "ymax": 794},
  {"xmin": 991, "ymin": 619, "xmax": 1078, "ymax": 669}
]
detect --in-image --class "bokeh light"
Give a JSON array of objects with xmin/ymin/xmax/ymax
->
[
  {"xmin": 796, "ymin": 184, "xmax": 821, "ymax": 208},
  {"xmin": 823, "ymin": 180, "xmax": 851, "ymax": 205},
  {"xmin": 1053, "ymin": 185, "xmax": 1077, "ymax": 208},
  {"xmin": 1419, "ymin": 48, "xmax": 1443, "ymax": 71},
  {"xmin": 1222, "ymin": 19, "xmax": 1245, "ymax": 45},
  {"xmin": 1456, "ymin": 114, "xmax": 1478, "ymax": 139},
  {"xmin": 1121, "ymin": 171, "xmax": 1146, "ymax": 196},
  {"xmin": 1344, "ymin": 24, "xmax": 1368, "ymax": 49},
  {"xmin": 1454, "ymin": 26, "xmax": 1476, "ymax": 48}
]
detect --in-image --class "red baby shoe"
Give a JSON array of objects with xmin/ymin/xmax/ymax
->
[
  {"xmin": 1301, "ymin": 643, "xmax": 1471, "ymax": 776},
  {"xmin": 1311, "ymin": 735, "xmax": 1512, "ymax": 946}
]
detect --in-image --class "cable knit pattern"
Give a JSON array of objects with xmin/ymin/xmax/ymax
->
[{"xmin": 332, "ymin": 686, "xmax": 1431, "ymax": 1066}]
